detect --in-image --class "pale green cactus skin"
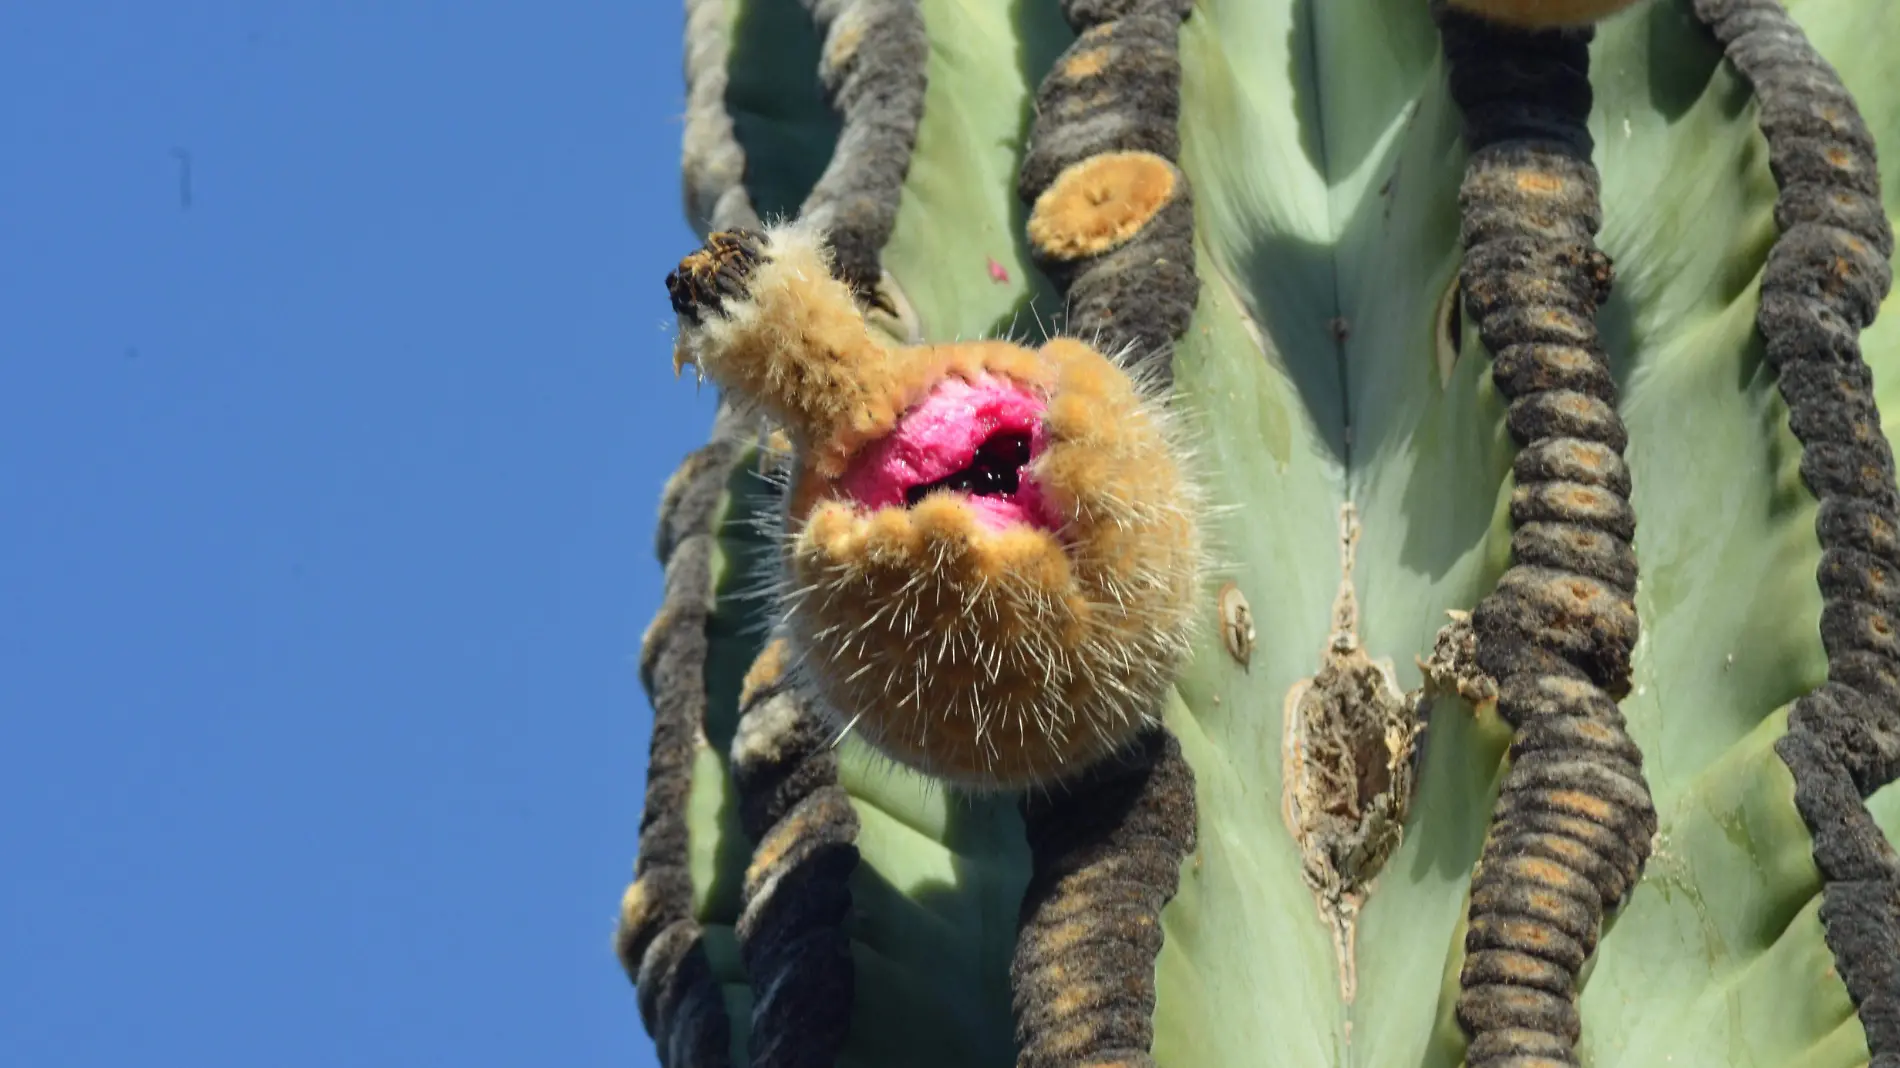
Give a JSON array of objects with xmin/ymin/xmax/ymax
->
[{"xmin": 623, "ymin": 1, "xmax": 1900, "ymax": 1065}]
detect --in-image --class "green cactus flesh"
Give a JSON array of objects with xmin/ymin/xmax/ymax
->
[{"xmin": 626, "ymin": 0, "xmax": 1900, "ymax": 1065}]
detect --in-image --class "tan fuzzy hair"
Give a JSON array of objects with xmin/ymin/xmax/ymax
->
[
  {"xmin": 672, "ymin": 220, "xmax": 911, "ymax": 478},
  {"xmin": 777, "ymin": 337, "xmax": 1205, "ymax": 790},
  {"xmin": 1444, "ymin": 0, "xmax": 1644, "ymax": 27}
]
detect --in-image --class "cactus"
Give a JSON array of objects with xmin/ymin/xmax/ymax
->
[{"xmin": 621, "ymin": 0, "xmax": 1900, "ymax": 1065}]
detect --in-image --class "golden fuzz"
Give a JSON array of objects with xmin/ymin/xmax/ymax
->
[
  {"xmin": 671, "ymin": 220, "xmax": 906, "ymax": 476},
  {"xmin": 1027, "ymin": 151, "xmax": 1180, "ymax": 262},
  {"xmin": 740, "ymin": 637, "xmax": 792, "ymax": 709}
]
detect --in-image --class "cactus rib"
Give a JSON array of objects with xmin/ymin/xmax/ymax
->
[
  {"xmin": 1018, "ymin": 0, "xmax": 1199, "ymax": 387},
  {"xmin": 619, "ymin": 433, "xmax": 744, "ymax": 1068},
  {"xmin": 729, "ymin": 640, "xmax": 860, "ymax": 1068},
  {"xmin": 1432, "ymin": 7, "xmax": 1659, "ymax": 1064},
  {"xmin": 1006, "ymin": 2, "xmax": 1200, "ymax": 1063},
  {"xmin": 1691, "ymin": 0, "xmax": 1900, "ymax": 1059},
  {"xmin": 793, "ymin": 0, "xmax": 929, "ymax": 298},
  {"xmin": 1012, "ymin": 729, "xmax": 1197, "ymax": 1068},
  {"xmin": 626, "ymin": 2, "xmax": 927, "ymax": 1061}
]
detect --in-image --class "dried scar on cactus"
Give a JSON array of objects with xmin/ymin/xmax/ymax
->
[
  {"xmin": 1444, "ymin": 0, "xmax": 1645, "ymax": 26},
  {"xmin": 1282, "ymin": 505, "xmax": 1424, "ymax": 1004},
  {"xmin": 665, "ymin": 221, "xmax": 1204, "ymax": 789}
]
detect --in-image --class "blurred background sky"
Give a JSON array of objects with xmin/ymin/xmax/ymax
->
[{"xmin": 1, "ymin": 4, "xmax": 717, "ymax": 1065}]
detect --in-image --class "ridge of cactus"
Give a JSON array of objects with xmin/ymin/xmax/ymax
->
[
  {"xmin": 1013, "ymin": 729, "xmax": 1198, "ymax": 1068},
  {"xmin": 792, "ymin": 0, "xmax": 930, "ymax": 298},
  {"xmin": 624, "ymin": 1, "xmax": 1900, "ymax": 1066},
  {"xmin": 1447, "ymin": 0, "xmax": 1647, "ymax": 28},
  {"xmin": 615, "ymin": 3, "xmax": 771, "ymax": 1063},
  {"xmin": 681, "ymin": 0, "xmax": 762, "ymax": 236},
  {"xmin": 1692, "ymin": 0, "xmax": 1900, "ymax": 1059}
]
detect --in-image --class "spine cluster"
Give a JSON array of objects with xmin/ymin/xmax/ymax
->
[
  {"xmin": 1009, "ymin": 2, "xmax": 1201, "ymax": 1065},
  {"xmin": 1018, "ymin": 0, "xmax": 1199, "ymax": 387},
  {"xmin": 1692, "ymin": 0, "xmax": 1900, "ymax": 1059},
  {"xmin": 618, "ymin": 433, "xmax": 745, "ymax": 1068},
  {"xmin": 1433, "ymin": 7, "xmax": 1658, "ymax": 1064}
]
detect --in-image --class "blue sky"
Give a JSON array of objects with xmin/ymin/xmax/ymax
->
[{"xmin": 1, "ymin": 5, "xmax": 715, "ymax": 1065}]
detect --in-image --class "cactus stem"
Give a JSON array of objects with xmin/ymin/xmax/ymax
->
[
  {"xmin": 1692, "ymin": 0, "xmax": 1900, "ymax": 1059},
  {"xmin": 1433, "ymin": 4, "xmax": 1659, "ymax": 1063}
]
